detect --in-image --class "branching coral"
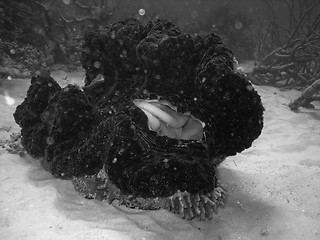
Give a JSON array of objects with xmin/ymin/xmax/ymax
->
[
  {"xmin": 14, "ymin": 18, "xmax": 264, "ymax": 220},
  {"xmin": 249, "ymin": 0, "xmax": 320, "ymax": 88}
]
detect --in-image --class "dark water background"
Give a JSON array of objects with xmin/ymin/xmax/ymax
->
[
  {"xmin": 1, "ymin": 0, "xmax": 319, "ymax": 89},
  {"xmin": 1, "ymin": 0, "xmax": 313, "ymax": 64}
]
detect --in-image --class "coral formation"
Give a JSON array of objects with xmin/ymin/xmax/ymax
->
[
  {"xmin": 14, "ymin": 18, "xmax": 264, "ymax": 220},
  {"xmin": 0, "ymin": 39, "xmax": 49, "ymax": 78}
]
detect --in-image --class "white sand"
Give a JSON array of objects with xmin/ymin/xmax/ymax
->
[{"xmin": 0, "ymin": 70, "xmax": 320, "ymax": 240}]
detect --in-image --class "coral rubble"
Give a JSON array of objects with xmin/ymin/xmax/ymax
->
[{"xmin": 14, "ymin": 18, "xmax": 264, "ymax": 220}]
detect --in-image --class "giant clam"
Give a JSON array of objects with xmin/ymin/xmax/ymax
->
[{"xmin": 14, "ymin": 18, "xmax": 264, "ymax": 220}]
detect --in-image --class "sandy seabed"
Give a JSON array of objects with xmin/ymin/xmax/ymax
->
[{"xmin": 0, "ymin": 67, "xmax": 320, "ymax": 240}]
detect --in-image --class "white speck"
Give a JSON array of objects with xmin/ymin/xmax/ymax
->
[
  {"xmin": 4, "ymin": 91, "xmax": 15, "ymax": 105},
  {"xmin": 10, "ymin": 49, "xmax": 16, "ymax": 54},
  {"xmin": 112, "ymin": 158, "xmax": 117, "ymax": 163},
  {"xmin": 46, "ymin": 137, "xmax": 54, "ymax": 145},
  {"xmin": 48, "ymin": 83, "xmax": 52, "ymax": 87},
  {"xmin": 234, "ymin": 20, "xmax": 243, "ymax": 30},
  {"xmin": 138, "ymin": 8, "xmax": 146, "ymax": 16},
  {"xmin": 119, "ymin": 148, "xmax": 125, "ymax": 155},
  {"xmin": 162, "ymin": 35, "xmax": 169, "ymax": 41},
  {"xmin": 246, "ymin": 85, "xmax": 253, "ymax": 91},
  {"xmin": 155, "ymin": 74, "xmax": 161, "ymax": 80},
  {"xmin": 7, "ymin": 76, "xmax": 12, "ymax": 81},
  {"xmin": 194, "ymin": 97, "xmax": 197, "ymax": 101},
  {"xmin": 94, "ymin": 61, "xmax": 101, "ymax": 69},
  {"xmin": 191, "ymin": 10, "xmax": 199, "ymax": 19},
  {"xmin": 233, "ymin": 57, "xmax": 239, "ymax": 66},
  {"xmin": 62, "ymin": 0, "xmax": 71, "ymax": 4}
]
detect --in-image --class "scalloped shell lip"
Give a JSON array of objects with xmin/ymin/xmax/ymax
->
[
  {"xmin": 133, "ymin": 99, "xmax": 205, "ymax": 141},
  {"xmin": 72, "ymin": 170, "xmax": 226, "ymax": 221}
]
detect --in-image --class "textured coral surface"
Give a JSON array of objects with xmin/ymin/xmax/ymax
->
[{"xmin": 14, "ymin": 18, "xmax": 264, "ymax": 220}]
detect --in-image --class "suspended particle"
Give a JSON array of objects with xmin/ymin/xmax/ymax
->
[
  {"xmin": 233, "ymin": 57, "xmax": 239, "ymax": 66},
  {"xmin": 138, "ymin": 8, "xmax": 146, "ymax": 16},
  {"xmin": 143, "ymin": 89, "xmax": 149, "ymax": 94},
  {"xmin": 194, "ymin": 97, "xmax": 197, "ymax": 101},
  {"xmin": 118, "ymin": 148, "xmax": 125, "ymax": 155},
  {"xmin": 246, "ymin": 85, "xmax": 253, "ymax": 91},
  {"xmin": 4, "ymin": 91, "xmax": 15, "ymax": 105},
  {"xmin": 10, "ymin": 49, "xmax": 16, "ymax": 54},
  {"xmin": 191, "ymin": 10, "xmax": 199, "ymax": 19},
  {"xmin": 7, "ymin": 76, "xmax": 12, "ymax": 81},
  {"xmin": 112, "ymin": 158, "xmax": 118, "ymax": 163},
  {"xmin": 234, "ymin": 21, "xmax": 243, "ymax": 30},
  {"xmin": 163, "ymin": 158, "xmax": 169, "ymax": 168},
  {"xmin": 46, "ymin": 136, "xmax": 55, "ymax": 145},
  {"xmin": 155, "ymin": 74, "xmax": 161, "ymax": 80},
  {"xmin": 110, "ymin": 31, "xmax": 116, "ymax": 39},
  {"xmin": 162, "ymin": 34, "xmax": 169, "ymax": 41},
  {"xmin": 236, "ymin": 66, "xmax": 244, "ymax": 72},
  {"xmin": 62, "ymin": 0, "xmax": 71, "ymax": 4},
  {"xmin": 94, "ymin": 61, "xmax": 101, "ymax": 69},
  {"xmin": 48, "ymin": 83, "xmax": 52, "ymax": 87}
]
